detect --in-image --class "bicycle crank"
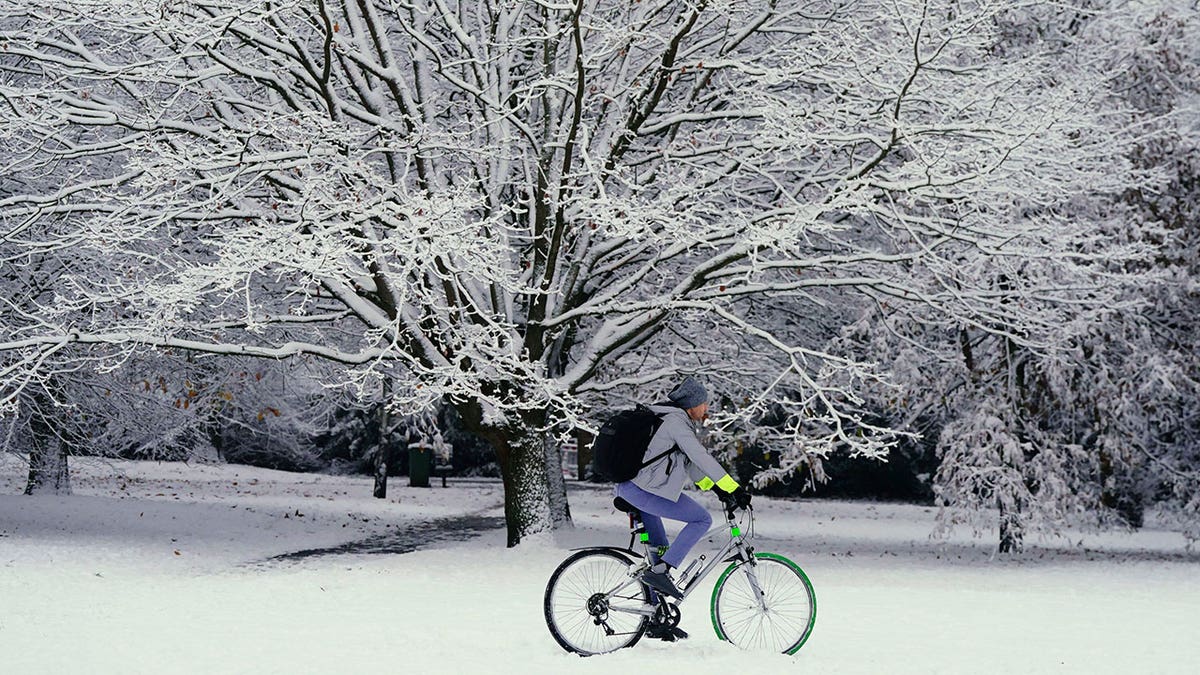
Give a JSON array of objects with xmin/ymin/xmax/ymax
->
[{"xmin": 653, "ymin": 601, "xmax": 682, "ymax": 629}]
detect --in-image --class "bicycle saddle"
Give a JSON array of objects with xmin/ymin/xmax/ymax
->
[{"xmin": 613, "ymin": 497, "xmax": 640, "ymax": 516}]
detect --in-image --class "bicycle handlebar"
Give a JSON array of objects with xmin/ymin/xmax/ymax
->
[{"xmin": 723, "ymin": 501, "xmax": 751, "ymax": 523}]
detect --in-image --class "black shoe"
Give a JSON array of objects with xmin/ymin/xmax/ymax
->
[
  {"xmin": 645, "ymin": 623, "xmax": 689, "ymax": 641},
  {"xmin": 641, "ymin": 568, "xmax": 683, "ymax": 599}
]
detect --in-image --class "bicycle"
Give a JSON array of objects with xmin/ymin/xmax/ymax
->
[{"xmin": 543, "ymin": 496, "xmax": 816, "ymax": 656}]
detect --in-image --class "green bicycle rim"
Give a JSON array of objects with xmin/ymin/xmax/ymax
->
[{"xmin": 709, "ymin": 552, "xmax": 817, "ymax": 655}]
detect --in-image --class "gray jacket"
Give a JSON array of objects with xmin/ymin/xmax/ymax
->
[{"xmin": 629, "ymin": 404, "xmax": 737, "ymax": 502}]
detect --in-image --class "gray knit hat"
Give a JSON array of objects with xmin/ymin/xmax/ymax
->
[{"xmin": 667, "ymin": 376, "xmax": 709, "ymax": 409}]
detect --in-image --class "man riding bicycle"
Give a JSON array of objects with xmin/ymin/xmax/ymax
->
[{"xmin": 613, "ymin": 375, "xmax": 752, "ymax": 639}]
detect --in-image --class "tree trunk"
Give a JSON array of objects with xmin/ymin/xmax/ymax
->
[
  {"xmin": 496, "ymin": 421, "xmax": 552, "ymax": 546},
  {"xmin": 374, "ymin": 383, "xmax": 391, "ymax": 499},
  {"xmin": 24, "ymin": 393, "xmax": 71, "ymax": 495},
  {"xmin": 25, "ymin": 439, "xmax": 71, "ymax": 495},
  {"xmin": 457, "ymin": 401, "xmax": 572, "ymax": 546},
  {"xmin": 206, "ymin": 414, "xmax": 226, "ymax": 463},
  {"xmin": 1098, "ymin": 446, "xmax": 1145, "ymax": 528},
  {"xmin": 373, "ymin": 448, "xmax": 388, "ymax": 498},
  {"xmin": 997, "ymin": 501, "xmax": 1022, "ymax": 554},
  {"xmin": 544, "ymin": 431, "xmax": 572, "ymax": 530},
  {"xmin": 576, "ymin": 429, "xmax": 595, "ymax": 481}
]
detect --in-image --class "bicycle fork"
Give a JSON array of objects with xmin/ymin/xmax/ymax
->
[{"xmin": 739, "ymin": 557, "xmax": 770, "ymax": 612}]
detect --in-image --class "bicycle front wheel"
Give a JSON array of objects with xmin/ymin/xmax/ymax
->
[
  {"xmin": 710, "ymin": 552, "xmax": 816, "ymax": 654},
  {"xmin": 544, "ymin": 549, "xmax": 651, "ymax": 655}
]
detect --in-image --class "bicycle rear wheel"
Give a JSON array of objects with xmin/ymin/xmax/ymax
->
[
  {"xmin": 544, "ymin": 549, "xmax": 651, "ymax": 655},
  {"xmin": 710, "ymin": 552, "xmax": 816, "ymax": 654}
]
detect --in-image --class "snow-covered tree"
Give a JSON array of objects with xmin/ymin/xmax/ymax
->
[
  {"xmin": 0, "ymin": 0, "xmax": 1154, "ymax": 544},
  {"xmin": 834, "ymin": 0, "xmax": 1200, "ymax": 551},
  {"xmin": 0, "ymin": 341, "xmax": 339, "ymax": 493},
  {"xmin": 1104, "ymin": 0, "xmax": 1200, "ymax": 539}
]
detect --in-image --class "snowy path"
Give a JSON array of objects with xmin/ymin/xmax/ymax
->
[{"xmin": 2, "ymin": 457, "xmax": 1199, "ymax": 674}]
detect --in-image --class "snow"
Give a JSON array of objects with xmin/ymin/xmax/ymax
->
[{"xmin": 2, "ymin": 455, "xmax": 1198, "ymax": 674}]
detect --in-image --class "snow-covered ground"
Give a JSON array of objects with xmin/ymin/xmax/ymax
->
[{"xmin": 2, "ymin": 456, "xmax": 1197, "ymax": 675}]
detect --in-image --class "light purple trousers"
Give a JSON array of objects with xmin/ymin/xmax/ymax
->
[{"xmin": 615, "ymin": 481, "xmax": 713, "ymax": 568}]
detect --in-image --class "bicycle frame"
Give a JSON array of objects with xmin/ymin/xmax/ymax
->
[{"xmin": 600, "ymin": 504, "xmax": 763, "ymax": 618}]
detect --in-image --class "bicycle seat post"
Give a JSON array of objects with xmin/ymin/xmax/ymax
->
[
  {"xmin": 614, "ymin": 497, "xmax": 652, "ymax": 562},
  {"xmin": 631, "ymin": 513, "xmax": 653, "ymax": 558}
]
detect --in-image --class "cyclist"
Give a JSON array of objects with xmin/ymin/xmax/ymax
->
[{"xmin": 614, "ymin": 375, "xmax": 752, "ymax": 638}]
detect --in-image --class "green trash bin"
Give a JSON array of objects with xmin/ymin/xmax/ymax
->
[{"xmin": 408, "ymin": 445, "xmax": 431, "ymax": 488}]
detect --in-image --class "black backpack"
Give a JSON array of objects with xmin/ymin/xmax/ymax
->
[{"xmin": 591, "ymin": 405, "xmax": 674, "ymax": 482}]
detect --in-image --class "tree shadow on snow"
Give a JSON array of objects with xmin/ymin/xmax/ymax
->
[{"xmin": 252, "ymin": 513, "xmax": 506, "ymax": 568}]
